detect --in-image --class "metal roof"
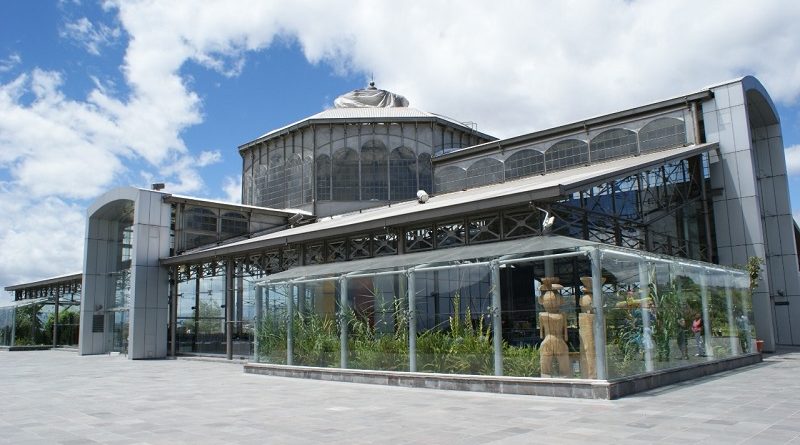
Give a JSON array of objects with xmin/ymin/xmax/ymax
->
[
  {"xmin": 4, "ymin": 272, "xmax": 83, "ymax": 292},
  {"xmin": 162, "ymin": 141, "xmax": 718, "ymax": 265},
  {"xmin": 434, "ymin": 89, "xmax": 713, "ymax": 163},
  {"xmin": 164, "ymin": 194, "xmax": 313, "ymax": 217},
  {"xmin": 261, "ymin": 235, "xmax": 597, "ymax": 283},
  {"xmin": 239, "ymin": 108, "xmax": 495, "ymax": 151}
]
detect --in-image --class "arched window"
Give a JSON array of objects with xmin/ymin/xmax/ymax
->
[
  {"xmin": 253, "ymin": 164, "xmax": 269, "ymax": 207},
  {"xmin": 185, "ymin": 207, "xmax": 217, "ymax": 232},
  {"xmin": 465, "ymin": 158, "xmax": 504, "ymax": 189},
  {"xmin": 332, "ymin": 148, "xmax": 359, "ymax": 200},
  {"xmin": 361, "ymin": 140, "xmax": 388, "ymax": 200},
  {"xmin": 544, "ymin": 139, "xmax": 589, "ymax": 172},
  {"xmin": 301, "ymin": 153, "xmax": 313, "ymax": 204},
  {"xmin": 639, "ymin": 117, "xmax": 686, "ymax": 153},
  {"xmin": 505, "ymin": 149, "xmax": 544, "ymax": 180},
  {"xmin": 418, "ymin": 153, "xmax": 432, "ymax": 194},
  {"xmin": 389, "ymin": 146, "xmax": 416, "ymax": 200},
  {"xmin": 434, "ymin": 165, "xmax": 467, "ymax": 193},
  {"xmin": 285, "ymin": 153, "xmax": 304, "ymax": 207},
  {"xmin": 221, "ymin": 211, "xmax": 248, "ymax": 236},
  {"xmin": 316, "ymin": 154, "xmax": 331, "ymax": 201},
  {"xmin": 590, "ymin": 129, "xmax": 637, "ymax": 162},
  {"xmin": 266, "ymin": 152, "xmax": 285, "ymax": 208}
]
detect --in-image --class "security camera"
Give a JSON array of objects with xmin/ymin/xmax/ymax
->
[{"xmin": 417, "ymin": 190, "xmax": 429, "ymax": 204}]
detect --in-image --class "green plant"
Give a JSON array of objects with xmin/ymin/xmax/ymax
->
[
  {"xmin": 347, "ymin": 296, "xmax": 409, "ymax": 371},
  {"xmin": 291, "ymin": 310, "xmax": 340, "ymax": 367},
  {"xmin": 416, "ymin": 293, "xmax": 494, "ymax": 375},
  {"xmin": 502, "ymin": 344, "xmax": 540, "ymax": 376},
  {"xmin": 648, "ymin": 277, "xmax": 683, "ymax": 362},
  {"xmin": 745, "ymin": 256, "xmax": 765, "ymax": 293}
]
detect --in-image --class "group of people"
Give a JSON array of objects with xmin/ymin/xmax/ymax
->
[{"xmin": 676, "ymin": 313, "xmax": 706, "ymax": 358}]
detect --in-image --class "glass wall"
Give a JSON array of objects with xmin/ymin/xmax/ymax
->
[
  {"xmin": 252, "ymin": 241, "xmax": 754, "ymax": 381},
  {"xmin": 601, "ymin": 250, "xmax": 752, "ymax": 379},
  {"xmin": 0, "ymin": 306, "xmax": 14, "ymax": 346},
  {"xmin": 176, "ymin": 273, "xmax": 226, "ymax": 354},
  {"xmin": 415, "ymin": 265, "xmax": 494, "ymax": 375}
]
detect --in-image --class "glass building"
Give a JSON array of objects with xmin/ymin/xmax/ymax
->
[{"xmin": 4, "ymin": 77, "xmax": 797, "ymax": 397}]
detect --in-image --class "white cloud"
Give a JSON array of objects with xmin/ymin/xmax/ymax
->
[
  {"xmin": 785, "ymin": 145, "xmax": 800, "ymax": 175},
  {"xmin": 0, "ymin": 190, "xmax": 84, "ymax": 291},
  {"xmin": 221, "ymin": 176, "xmax": 242, "ymax": 204},
  {"xmin": 4, "ymin": 0, "xmax": 800, "ymax": 289},
  {"xmin": 0, "ymin": 53, "xmax": 21, "ymax": 73},
  {"xmin": 61, "ymin": 17, "xmax": 121, "ymax": 56}
]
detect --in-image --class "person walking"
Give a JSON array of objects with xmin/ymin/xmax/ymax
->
[{"xmin": 692, "ymin": 313, "xmax": 706, "ymax": 357}]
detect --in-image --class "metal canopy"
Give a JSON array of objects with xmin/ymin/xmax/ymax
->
[
  {"xmin": 260, "ymin": 235, "xmax": 597, "ymax": 284},
  {"xmin": 0, "ymin": 297, "xmax": 51, "ymax": 309}
]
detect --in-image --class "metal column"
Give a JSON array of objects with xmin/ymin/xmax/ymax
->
[
  {"xmin": 52, "ymin": 289, "xmax": 60, "ymax": 348},
  {"xmin": 700, "ymin": 272, "xmax": 713, "ymax": 357},
  {"xmin": 254, "ymin": 284, "xmax": 263, "ymax": 361},
  {"xmin": 489, "ymin": 260, "xmax": 503, "ymax": 376},
  {"xmin": 286, "ymin": 284, "xmax": 294, "ymax": 365},
  {"xmin": 590, "ymin": 248, "xmax": 608, "ymax": 380},
  {"xmin": 339, "ymin": 276, "xmax": 349, "ymax": 369},
  {"xmin": 169, "ymin": 267, "xmax": 178, "ymax": 357},
  {"xmin": 225, "ymin": 259, "xmax": 234, "ymax": 360},
  {"xmin": 638, "ymin": 260, "xmax": 654, "ymax": 372},
  {"xmin": 725, "ymin": 284, "xmax": 738, "ymax": 354},
  {"xmin": 407, "ymin": 269, "xmax": 417, "ymax": 372}
]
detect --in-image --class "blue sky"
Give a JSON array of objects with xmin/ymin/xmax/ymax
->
[{"xmin": 1, "ymin": 1, "xmax": 800, "ymax": 300}]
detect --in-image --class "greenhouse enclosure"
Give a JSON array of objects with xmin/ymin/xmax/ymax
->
[
  {"xmin": 245, "ymin": 236, "xmax": 758, "ymax": 398},
  {"xmin": 1, "ymin": 273, "xmax": 82, "ymax": 349}
]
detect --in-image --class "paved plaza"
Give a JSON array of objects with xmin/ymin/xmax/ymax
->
[{"xmin": 1, "ymin": 349, "xmax": 799, "ymax": 444}]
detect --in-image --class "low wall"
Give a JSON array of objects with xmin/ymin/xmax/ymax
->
[
  {"xmin": 244, "ymin": 353, "xmax": 762, "ymax": 399},
  {"xmin": 0, "ymin": 345, "xmax": 52, "ymax": 351}
]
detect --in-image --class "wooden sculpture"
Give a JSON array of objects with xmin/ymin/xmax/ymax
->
[
  {"xmin": 579, "ymin": 276, "xmax": 604, "ymax": 379},
  {"xmin": 538, "ymin": 277, "xmax": 571, "ymax": 378}
]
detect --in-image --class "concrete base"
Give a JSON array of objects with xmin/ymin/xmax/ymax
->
[
  {"xmin": 244, "ymin": 353, "xmax": 762, "ymax": 399},
  {"xmin": 607, "ymin": 352, "xmax": 762, "ymax": 398},
  {"xmin": 0, "ymin": 345, "xmax": 52, "ymax": 351}
]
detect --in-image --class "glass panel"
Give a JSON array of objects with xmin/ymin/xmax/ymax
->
[
  {"xmin": 0, "ymin": 307, "xmax": 14, "ymax": 346},
  {"xmin": 361, "ymin": 139, "xmax": 388, "ymax": 200},
  {"xmin": 590, "ymin": 129, "xmax": 638, "ymax": 162},
  {"xmin": 332, "ymin": 148, "xmax": 359, "ymax": 200},
  {"xmin": 544, "ymin": 139, "xmax": 588, "ymax": 172},
  {"xmin": 434, "ymin": 165, "xmax": 466, "ymax": 193},
  {"xmin": 639, "ymin": 117, "xmax": 686, "ymax": 153},
  {"xmin": 418, "ymin": 153, "xmax": 432, "ymax": 194},
  {"xmin": 316, "ymin": 154, "xmax": 331, "ymax": 201},
  {"xmin": 346, "ymin": 274, "xmax": 409, "ymax": 371},
  {"xmin": 601, "ymin": 254, "xmax": 648, "ymax": 379},
  {"xmin": 465, "ymin": 157, "xmax": 503, "ymax": 189},
  {"xmin": 110, "ymin": 310, "xmax": 129, "ymax": 354},
  {"xmin": 414, "ymin": 264, "xmax": 494, "ymax": 375},
  {"xmin": 179, "ymin": 275, "xmax": 226, "ymax": 355},
  {"xmin": 255, "ymin": 284, "xmax": 290, "ymax": 364},
  {"xmin": 266, "ymin": 151, "xmax": 286, "ymax": 208},
  {"xmin": 12, "ymin": 303, "xmax": 50, "ymax": 345},
  {"xmin": 389, "ymin": 146, "xmax": 417, "ymax": 201},
  {"xmin": 505, "ymin": 149, "xmax": 545, "ymax": 180},
  {"xmin": 292, "ymin": 280, "xmax": 341, "ymax": 367},
  {"xmin": 286, "ymin": 153, "xmax": 304, "ymax": 207}
]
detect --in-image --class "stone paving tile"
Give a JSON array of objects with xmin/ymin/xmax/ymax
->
[{"xmin": 2, "ymin": 349, "xmax": 800, "ymax": 444}]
